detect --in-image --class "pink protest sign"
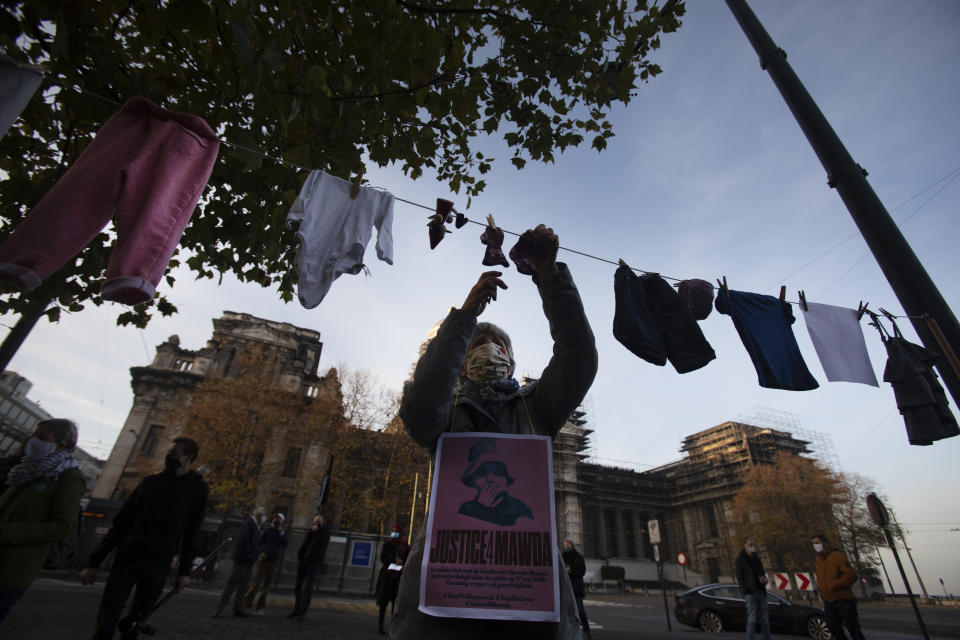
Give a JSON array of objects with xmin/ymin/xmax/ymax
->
[{"xmin": 419, "ymin": 432, "xmax": 559, "ymax": 621}]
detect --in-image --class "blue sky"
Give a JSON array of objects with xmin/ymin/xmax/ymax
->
[{"xmin": 4, "ymin": 1, "xmax": 958, "ymax": 594}]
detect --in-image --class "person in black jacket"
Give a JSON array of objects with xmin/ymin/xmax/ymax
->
[
  {"xmin": 288, "ymin": 514, "xmax": 330, "ymax": 619},
  {"xmin": 735, "ymin": 536, "xmax": 771, "ymax": 640},
  {"xmin": 80, "ymin": 437, "xmax": 208, "ymax": 639},
  {"xmin": 561, "ymin": 539, "xmax": 591, "ymax": 639},
  {"xmin": 244, "ymin": 511, "xmax": 288, "ymax": 614},
  {"xmin": 375, "ymin": 523, "xmax": 409, "ymax": 635},
  {"xmin": 213, "ymin": 505, "xmax": 264, "ymax": 618}
]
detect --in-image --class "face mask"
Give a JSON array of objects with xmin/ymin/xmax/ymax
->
[
  {"xmin": 748, "ymin": 545, "xmax": 756, "ymax": 554},
  {"xmin": 273, "ymin": 520, "xmax": 281, "ymax": 529},
  {"xmin": 463, "ymin": 342, "xmax": 512, "ymax": 383},
  {"xmin": 563, "ymin": 544, "xmax": 572, "ymax": 552},
  {"xmin": 813, "ymin": 543, "xmax": 824, "ymax": 553},
  {"xmin": 390, "ymin": 531, "xmax": 400, "ymax": 539},
  {"xmin": 23, "ymin": 437, "xmax": 57, "ymax": 459},
  {"xmin": 164, "ymin": 452, "xmax": 182, "ymax": 472}
]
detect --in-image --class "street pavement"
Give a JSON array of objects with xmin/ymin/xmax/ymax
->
[{"xmin": 4, "ymin": 578, "xmax": 958, "ymax": 639}]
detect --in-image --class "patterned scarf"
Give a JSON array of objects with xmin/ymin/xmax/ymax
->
[
  {"xmin": 6, "ymin": 450, "xmax": 78, "ymax": 487},
  {"xmin": 457, "ymin": 376, "xmax": 521, "ymax": 414}
]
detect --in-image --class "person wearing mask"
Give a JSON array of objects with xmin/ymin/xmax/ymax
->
[
  {"xmin": 213, "ymin": 506, "xmax": 264, "ymax": 618},
  {"xmin": 288, "ymin": 513, "xmax": 330, "ymax": 620},
  {"xmin": 376, "ymin": 523, "xmax": 410, "ymax": 634},
  {"xmin": 812, "ymin": 534, "xmax": 864, "ymax": 640},
  {"xmin": 393, "ymin": 224, "xmax": 598, "ymax": 639},
  {"xmin": 561, "ymin": 539, "xmax": 591, "ymax": 640},
  {"xmin": 81, "ymin": 437, "xmax": 208, "ymax": 639},
  {"xmin": 0, "ymin": 419, "xmax": 85, "ymax": 623},
  {"xmin": 244, "ymin": 511, "xmax": 288, "ymax": 615},
  {"xmin": 735, "ymin": 537, "xmax": 771, "ymax": 640}
]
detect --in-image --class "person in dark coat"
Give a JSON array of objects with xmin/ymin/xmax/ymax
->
[
  {"xmin": 0, "ymin": 419, "xmax": 85, "ymax": 623},
  {"xmin": 812, "ymin": 534, "xmax": 864, "ymax": 640},
  {"xmin": 393, "ymin": 224, "xmax": 597, "ymax": 640},
  {"xmin": 81, "ymin": 437, "xmax": 208, "ymax": 639},
  {"xmin": 288, "ymin": 514, "xmax": 331, "ymax": 619},
  {"xmin": 213, "ymin": 505, "xmax": 264, "ymax": 618},
  {"xmin": 376, "ymin": 523, "xmax": 409, "ymax": 635},
  {"xmin": 562, "ymin": 539, "xmax": 591, "ymax": 639},
  {"xmin": 735, "ymin": 537, "xmax": 771, "ymax": 640},
  {"xmin": 244, "ymin": 511, "xmax": 288, "ymax": 614}
]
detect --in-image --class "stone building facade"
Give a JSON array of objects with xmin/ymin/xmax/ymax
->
[
  {"xmin": 92, "ymin": 311, "xmax": 340, "ymax": 527},
  {"xmin": 571, "ymin": 421, "xmax": 812, "ymax": 583},
  {"xmin": 94, "ymin": 310, "xmax": 817, "ymax": 585}
]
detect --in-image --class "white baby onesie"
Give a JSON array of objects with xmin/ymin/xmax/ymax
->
[{"xmin": 286, "ymin": 170, "xmax": 395, "ymax": 308}]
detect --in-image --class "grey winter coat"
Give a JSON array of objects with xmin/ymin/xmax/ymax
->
[{"xmin": 392, "ymin": 263, "xmax": 598, "ymax": 640}]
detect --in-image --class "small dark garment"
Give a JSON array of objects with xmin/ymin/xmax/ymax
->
[
  {"xmin": 881, "ymin": 322, "xmax": 959, "ymax": 446},
  {"xmin": 613, "ymin": 266, "xmax": 716, "ymax": 373},
  {"xmin": 508, "ymin": 235, "xmax": 538, "ymax": 275},
  {"xmin": 428, "ymin": 218, "xmax": 446, "ymax": 249},
  {"xmin": 480, "ymin": 225, "xmax": 510, "ymax": 267},
  {"xmin": 714, "ymin": 289, "xmax": 819, "ymax": 391},
  {"xmin": 677, "ymin": 278, "xmax": 715, "ymax": 321}
]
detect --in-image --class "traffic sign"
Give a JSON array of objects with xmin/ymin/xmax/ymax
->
[
  {"xmin": 773, "ymin": 573, "xmax": 790, "ymax": 590},
  {"xmin": 677, "ymin": 552, "xmax": 687, "ymax": 566},
  {"xmin": 647, "ymin": 519, "xmax": 661, "ymax": 545},
  {"xmin": 867, "ymin": 492, "xmax": 890, "ymax": 527},
  {"xmin": 795, "ymin": 572, "xmax": 814, "ymax": 591}
]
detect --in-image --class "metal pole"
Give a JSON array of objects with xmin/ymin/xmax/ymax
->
[
  {"xmin": 894, "ymin": 522, "xmax": 931, "ymax": 602},
  {"xmin": 655, "ymin": 544, "xmax": 672, "ymax": 631},
  {"xmin": 724, "ymin": 0, "xmax": 960, "ymax": 409},
  {"xmin": 407, "ymin": 472, "xmax": 418, "ymax": 546},
  {"xmin": 882, "ymin": 527, "xmax": 930, "ymax": 640},
  {"xmin": 874, "ymin": 543, "xmax": 896, "ymax": 595},
  {"xmin": 0, "ymin": 296, "xmax": 52, "ymax": 372}
]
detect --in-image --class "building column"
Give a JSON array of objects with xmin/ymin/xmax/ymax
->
[{"xmin": 91, "ymin": 397, "xmax": 155, "ymax": 499}]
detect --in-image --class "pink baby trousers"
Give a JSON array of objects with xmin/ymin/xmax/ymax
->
[{"xmin": 0, "ymin": 97, "xmax": 219, "ymax": 305}]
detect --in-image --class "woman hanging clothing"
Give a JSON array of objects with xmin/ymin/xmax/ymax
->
[{"xmin": 391, "ymin": 224, "xmax": 598, "ymax": 640}]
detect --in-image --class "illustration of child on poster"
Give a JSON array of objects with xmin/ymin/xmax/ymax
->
[{"xmin": 419, "ymin": 432, "xmax": 559, "ymax": 621}]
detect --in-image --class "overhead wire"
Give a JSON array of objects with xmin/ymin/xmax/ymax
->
[{"xmin": 34, "ymin": 77, "xmax": 956, "ymax": 321}]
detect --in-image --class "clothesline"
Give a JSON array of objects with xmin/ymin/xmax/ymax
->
[{"xmin": 40, "ymin": 76, "xmax": 927, "ymax": 321}]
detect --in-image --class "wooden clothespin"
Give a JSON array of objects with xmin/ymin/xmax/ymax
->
[
  {"xmin": 486, "ymin": 214, "xmax": 497, "ymax": 230},
  {"xmin": 878, "ymin": 307, "xmax": 897, "ymax": 322},
  {"xmin": 797, "ymin": 290, "xmax": 808, "ymax": 312},
  {"xmin": 857, "ymin": 301, "xmax": 868, "ymax": 321},
  {"xmin": 779, "ymin": 286, "xmax": 787, "ymax": 305},
  {"xmin": 716, "ymin": 276, "xmax": 728, "ymax": 296},
  {"xmin": 618, "ymin": 258, "xmax": 630, "ymax": 269}
]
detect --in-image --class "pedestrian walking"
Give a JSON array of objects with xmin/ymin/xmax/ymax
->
[
  {"xmin": 244, "ymin": 511, "xmax": 288, "ymax": 615},
  {"xmin": 735, "ymin": 536, "xmax": 771, "ymax": 640},
  {"xmin": 80, "ymin": 437, "xmax": 208, "ymax": 639},
  {"xmin": 288, "ymin": 514, "xmax": 330, "ymax": 619},
  {"xmin": 393, "ymin": 223, "xmax": 597, "ymax": 639},
  {"xmin": 0, "ymin": 419, "xmax": 85, "ymax": 623},
  {"xmin": 212, "ymin": 506, "xmax": 264, "ymax": 618},
  {"xmin": 812, "ymin": 534, "xmax": 865, "ymax": 640},
  {"xmin": 376, "ymin": 523, "xmax": 409, "ymax": 634},
  {"xmin": 562, "ymin": 539, "xmax": 592, "ymax": 640}
]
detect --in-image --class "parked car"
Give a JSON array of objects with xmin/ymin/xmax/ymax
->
[{"xmin": 674, "ymin": 583, "xmax": 831, "ymax": 639}]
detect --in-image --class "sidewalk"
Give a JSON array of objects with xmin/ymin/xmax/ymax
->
[{"xmin": 4, "ymin": 578, "xmax": 385, "ymax": 639}]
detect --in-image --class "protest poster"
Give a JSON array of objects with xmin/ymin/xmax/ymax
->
[{"xmin": 419, "ymin": 432, "xmax": 559, "ymax": 621}]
